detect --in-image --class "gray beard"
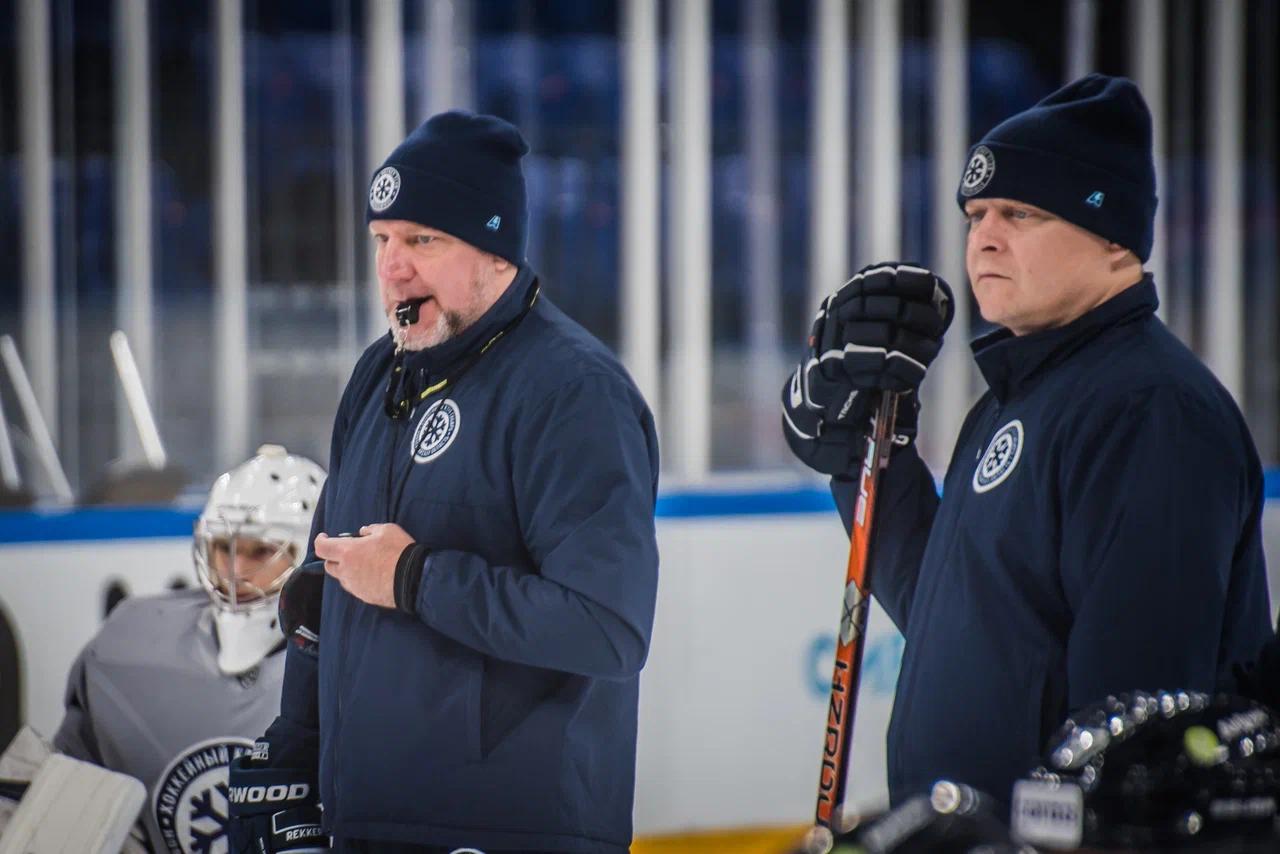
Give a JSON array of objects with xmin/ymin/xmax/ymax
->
[
  {"xmin": 391, "ymin": 307, "xmax": 466, "ymax": 351},
  {"xmin": 388, "ymin": 268, "xmax": 492, "ymax": 351}
]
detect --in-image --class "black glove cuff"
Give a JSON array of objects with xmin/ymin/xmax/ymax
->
[
  {"xmin": 279, "ymin": 566, "xmax": 324, "ymax": 642},
  {"xmin": 394, "ymin": 542, "xmax": 429, "ymax": 614}
]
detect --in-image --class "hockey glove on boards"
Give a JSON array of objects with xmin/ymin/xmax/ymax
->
[{"xmin": 782, "ymin": 263, "xmax": 954, "ymax": 477}]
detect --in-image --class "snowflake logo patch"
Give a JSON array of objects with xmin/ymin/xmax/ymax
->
[
  {"xmin": 152, "ymin": 737, "xmax": 254, "ymax": 853},
  {"xmin": 960, "ymin": 145, "xmax": 996, "ymax": 197},
  {"xmin": 973, "ymin": 419, "xmax": 1024, "ymax": 493},
  {"xmin": 369, "ymin": 166, "xmax": 401, "ymax": 212},
  {"xmin": 411, "ymin": 398, "xmax": 461, "ymax": 464}
]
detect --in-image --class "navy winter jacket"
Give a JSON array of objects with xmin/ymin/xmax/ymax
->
[
  {"xmin": 834, "ymin": 278, "xmax": 1272, "ymax": 805},
  {"xmin": 290, "ymin": 267, "xmax": 659, "ymax": 851}
]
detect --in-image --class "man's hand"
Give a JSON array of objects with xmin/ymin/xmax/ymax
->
[{"xmin": 314, "ymin": 524, "xmax": 414, "ymax": 609}]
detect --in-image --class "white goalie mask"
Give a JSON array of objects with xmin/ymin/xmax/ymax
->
[{"xmin": 193, "ymin": 444, "xmax": 325, "ymax": 675}]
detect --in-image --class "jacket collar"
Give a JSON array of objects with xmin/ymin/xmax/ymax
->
[
  {"xmin": 398, "ymin": 263, "xmax": 538, "ymax": 375},
  {"xmin": 972, "ymin": 275, "xmax": 1158, "ymax": 403}
]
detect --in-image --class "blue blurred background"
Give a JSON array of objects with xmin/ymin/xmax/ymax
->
[{"xmin": 0, "ymin": 0, "xmax": 1275, "ymax": 497}]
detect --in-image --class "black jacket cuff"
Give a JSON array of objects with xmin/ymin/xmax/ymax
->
[{"xmin": 393, "ymin": 542, "xmax": 430, "ymax": 614}]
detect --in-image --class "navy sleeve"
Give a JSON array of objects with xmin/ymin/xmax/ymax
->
[
  {"xmin": 276, "ymin": 352, "xmax": 364, "ymax": 732},
  {"xmin": 414, "ymin": 373, "xmax": 659, "ymax": 680},
  {"xmin": 831, "ymin": 444, "xmax": 939, "ymax": 633},
  {"xmin": 1060, "ymin": 385, "xmax": 1273, "ymax": 710},
  {"xmin": 275, "ymin": 510, "xmax": 326, "ymax": 734}
]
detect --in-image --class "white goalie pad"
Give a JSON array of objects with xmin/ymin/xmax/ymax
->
[
  {"xmin": 0, "ymin": 726, "xmax": 53, "ymax": 835},
  {"xmin": 0, "ymin": 753, "xmax": 145, "ymax": 854},
  {"xmin": 0, "ymin": 726, "xmax": 51, "ymax": 781}
]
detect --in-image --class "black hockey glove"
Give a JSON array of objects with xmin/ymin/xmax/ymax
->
[
  {"xmin": 227, "ymin": 718, "xmax": 328, "ymax": 853},
  {"xmin": 781, "ymin": 363, "xmax": 920, "ymax": 477},
  {"xmin": 1014, "ymin": 691, "xmax": 1280, "ymax": 849},
  {"xmin": 816, "ymin": 262, "xmax": 955, "ymax": 393},
  {"xmin": 782, "ymin": 263, "xmax": 951, "ymax": 477}
]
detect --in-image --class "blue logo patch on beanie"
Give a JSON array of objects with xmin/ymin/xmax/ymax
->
[
  {"xmin": 1085, "ymin": 191, "xmax": 1105, "ymax": 208},
  {"xmin": 486, "ymin": 215, "xmax": 501, "ymax": 231}
]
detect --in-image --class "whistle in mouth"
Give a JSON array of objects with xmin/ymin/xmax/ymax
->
[{"xmin": 395, "ymin": 297, "xmax": 429, "ymax": 327}]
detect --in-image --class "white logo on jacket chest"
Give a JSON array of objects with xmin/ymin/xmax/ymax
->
[
  {"xmin": 973, "ymin": 419, "xmax": 1024, "ymax": 493},
  {"xmin": 411, "ymin": 398, "xmax": 461, "ymax": 463}
]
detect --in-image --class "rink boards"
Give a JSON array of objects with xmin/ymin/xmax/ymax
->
[{"xmin": 1, "ymin": 487, "xmax": 1279, "ymax": 838}]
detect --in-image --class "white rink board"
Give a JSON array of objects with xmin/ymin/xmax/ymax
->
[
  {"xmin": 635, "ymin": 514, "xmax": 902, "ymax": 832},
  {"xmin": 2, "ymin": 501, "xmax": 1279, "ymax": 836},
  {"xmin": 0, "ymin": 538, "xmax": 194, "ymax": 746}
]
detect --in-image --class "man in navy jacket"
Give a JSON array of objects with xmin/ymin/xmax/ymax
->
[
  {"xmin": 230, "ymin": 112, "xmax": 659, "ymax": 853},
  {"xmin": 782, "ymin": 75, "xmax": 1273, "ymax": 806}
]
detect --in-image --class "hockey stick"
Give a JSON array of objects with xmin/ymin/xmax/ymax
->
[
  {"xmin": 811, "ymin": 391, "xmax": 900, "ymax": 846},
  {"xmin": 0, "ymin": 336, "xmax": 73, "ymax": 503},
  {"xmin": 0, "ymin": 383, "xmax": 20, "ymax": 492},
  {"xmin": 109, "ymin": 331, "xmax": 168, "ymax": 469}
]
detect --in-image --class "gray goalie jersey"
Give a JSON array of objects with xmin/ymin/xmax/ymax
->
[{"xmin": 53, "ymin": 590, "xmax": 285, "ymax": 854}]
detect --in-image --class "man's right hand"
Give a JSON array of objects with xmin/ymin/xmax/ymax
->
[
  {"xmin": 782, "ymin": 263, "xmax": 953, "ymax": 476},
  {"xmin": 227, "ymin": 719, "xmax": 328, "ymax": 853}
]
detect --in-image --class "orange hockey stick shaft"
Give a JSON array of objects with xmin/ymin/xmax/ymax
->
[{"xmin": 814, "ymin": 392, "xmax": 899, "ymax": 834}]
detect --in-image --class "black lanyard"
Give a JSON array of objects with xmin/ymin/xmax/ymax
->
[
  {"xmin": 384, "ymin": 282, "xmax": 541, "ymax": 421},
  {"xmin": 383, "ymin": 282, "xmax": 541, "ymax": 520}
]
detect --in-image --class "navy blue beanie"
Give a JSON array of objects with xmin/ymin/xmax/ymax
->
[
  {"xmin": 956, "ymin": 73, "xmax": 1157, "ymax": 262},
  {"xmin": 366, "ymin": 111, "xmax": 529, "ymax": 264}
]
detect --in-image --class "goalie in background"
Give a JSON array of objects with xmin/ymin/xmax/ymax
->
[{"xmin": 51, "ymin": 445, "xmax": 325, "ymax": 854}]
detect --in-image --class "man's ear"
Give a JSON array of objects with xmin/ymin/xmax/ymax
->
[
  {"xmin": 1107, "ymin": 242, "xmax": 1139, "ymax": 272},
  {"xmin": 491, "ymin": 254, "xmax": 513, "ymax": 275}
]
